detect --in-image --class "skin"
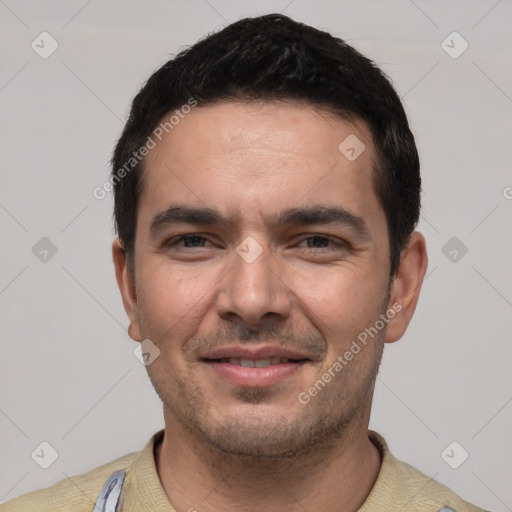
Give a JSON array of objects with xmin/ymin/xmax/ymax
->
[{"xmin": 113, "ymin": 100, "xmax": 428, "ymax": 512}]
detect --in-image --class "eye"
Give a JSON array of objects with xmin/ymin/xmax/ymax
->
[
  {"xmin": 166, "ymin": 235, "xmax": 213, "ymax": 249},
  {"xmin": 297, "ymin": 235, "xmax": 338, "ymax": 249}
]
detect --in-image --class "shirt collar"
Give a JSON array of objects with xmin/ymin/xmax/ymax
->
[
  {"xmin": 121, "ymin": 429, "xmax": 407, "ymax": 512},
  {"xmin": 120, "ymin": 429, "xmax": 174, "ymax": 511}
]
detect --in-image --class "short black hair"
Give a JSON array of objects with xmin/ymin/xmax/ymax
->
[{"xmin": 112, "ymin": 13, "xmax": 420, "ymax": 277}]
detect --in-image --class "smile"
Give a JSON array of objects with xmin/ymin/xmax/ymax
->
[
  {"xmin": 202, "ymin": 357, "xmax": 308, "ymax": 387},
  {"xmin": 213, "ymin": 357, "xmax": 299, "ymax": 367}
]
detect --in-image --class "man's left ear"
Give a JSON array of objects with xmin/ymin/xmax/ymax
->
[{"xmin": 385, "ymin": 231, "xmax": 428, "ymax": 343}]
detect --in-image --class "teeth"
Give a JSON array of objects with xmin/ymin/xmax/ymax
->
[{"xmin": 226, "ymin": 357, "xmax": 291, "ymax": 367}]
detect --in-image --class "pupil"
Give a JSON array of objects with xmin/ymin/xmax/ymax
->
[
  {"xmin": 308, "ymin": 236, "xmax": 328, "ymax": 247},
  {"xmin": 185, "ymin": 236, "xmax": 203, "ymax": 247}
]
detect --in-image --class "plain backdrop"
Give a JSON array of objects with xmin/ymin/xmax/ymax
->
[{"xmin": 1, "ymin": 1, "xmax": 511, "ymax": 510}]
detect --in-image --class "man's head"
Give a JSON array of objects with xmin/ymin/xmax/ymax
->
[
  {"xmin": 112, "ymin": 14, "xmax": 427, "ymax": 459},
  {"xmin": 112, "ymin": 14, "xmax": 420, "ymax": 278}
]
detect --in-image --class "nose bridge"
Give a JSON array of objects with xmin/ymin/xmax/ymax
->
[{"xmin": 216, "ymin": 239, "xmax": 291, "ymax": 325}]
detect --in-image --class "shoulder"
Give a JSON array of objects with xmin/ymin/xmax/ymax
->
[
  {"xmin": 0, "ymin": 451, "xmax": 138, "ymax": 512},
  {"xmin": 392, "ymin": 456, "xmax": 489, "ymax": 512},
  {"xmin": 364, "ymin": 431, "xmax": 491, "ymax": 512}
]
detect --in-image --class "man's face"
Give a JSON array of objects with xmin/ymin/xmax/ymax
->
[{"xmin": 124, "ymin": 101, "xmax": 396, "ymax": 458}]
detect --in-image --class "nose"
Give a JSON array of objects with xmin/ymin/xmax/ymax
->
[{"xmin": 215, "ymin": 244, "xmax": 292, "ymax": 328}]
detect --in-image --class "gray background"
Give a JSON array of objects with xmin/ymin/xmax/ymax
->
[{"xmin": 1, "ymin": 1, "xmax": 511, "ymax": 510}]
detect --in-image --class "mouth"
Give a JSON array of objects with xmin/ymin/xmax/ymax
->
[
  {"xmin": 205, "ymin": 356, "xmax": 307, "ymax": 368},
  {"xmin": 200, "ymin": 347, "xmax": 311, "ymax": 387}
]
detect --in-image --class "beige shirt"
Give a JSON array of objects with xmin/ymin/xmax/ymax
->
[{"xmin": 0, "ymin": 430, "xmax": 489, "ymax": 511}]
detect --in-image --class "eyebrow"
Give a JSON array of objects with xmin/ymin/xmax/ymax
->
[{"xmin": 149, "ymin": 204, "xmax": 371, "ymax": 240}]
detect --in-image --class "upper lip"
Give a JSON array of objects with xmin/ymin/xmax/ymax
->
[{"xmin": 200, "ymin": 345, "xmax": 311, "ymax": 361}]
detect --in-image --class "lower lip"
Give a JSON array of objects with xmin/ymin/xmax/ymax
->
[{"xmin": 204, "ymin": 361, "xmax": 306, "ymax": 387}]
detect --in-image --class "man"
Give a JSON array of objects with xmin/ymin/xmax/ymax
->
[{"xmin": 2, "ymin": 13, "xmax": 489, "ymax": 512}]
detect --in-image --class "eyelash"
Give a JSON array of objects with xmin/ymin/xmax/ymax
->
[{"xmin": 166, "ymin": 234, "xmax": 345, "ymax": 250}]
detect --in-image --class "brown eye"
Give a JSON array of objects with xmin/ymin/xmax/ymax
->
[
  {"xmin": 297, "ymin": 235, "xmax": 341, "ymax": 249},
  {"xmin": 179, "ymin": 235, "xmax": 208, "ymax": 247},
  {"xmin": 165, "ymin": 235, "xmax": 213, "ymax": 249},
  {"xmin": 304, "ymin": 236, "xmax": 330, "ymax": 248}
]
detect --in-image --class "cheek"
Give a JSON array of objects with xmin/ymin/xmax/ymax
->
[
  {"xmin": 282, "ymin": 264, "xmax": 388, "ymax": 361},
  {"xmin": 284, "ymin": 263, "xmax": 384, "ymax": 320},
  {"xmin": 136, "ymin": 263, "xmax": 217, "ymax": 339}
]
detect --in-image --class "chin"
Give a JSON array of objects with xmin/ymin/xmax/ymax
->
[{"xmin": 191, "ymin": 406, "xmax": 347, "ymax": 460}]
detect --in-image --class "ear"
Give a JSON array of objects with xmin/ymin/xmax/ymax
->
[
  {"xmin": 112, "ymin": 239, "xmax": 142, "ymax": 342},
  {"xmin": 384, "ymin": 231, "xmax": 428, "ymax": 343}
]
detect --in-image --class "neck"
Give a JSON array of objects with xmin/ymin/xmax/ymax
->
[{"xmin": 155, "ymin": 407, "xmax": 382, "ymax": 512}]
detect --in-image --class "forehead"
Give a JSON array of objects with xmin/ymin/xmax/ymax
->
[{"xmin": 140, "ymin": 100, "xmax": 384, "ymax": 232}]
